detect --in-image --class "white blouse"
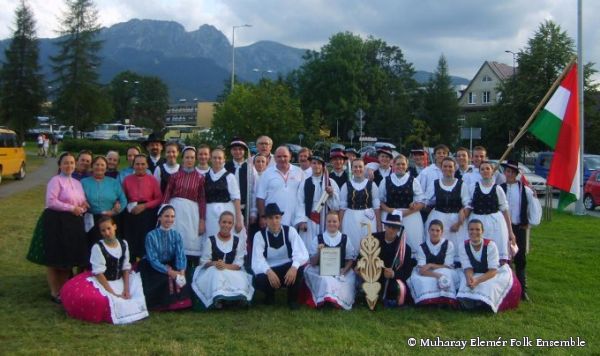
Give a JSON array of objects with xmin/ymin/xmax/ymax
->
[
  {"xmin": 379, "ymin": 173, "xmax": 426, "ymax": 204},
  {"xmin": 200, "ymin": 234, "xmax": 246, "ymax": 268},
  {"xmin": 416, "ymin": 238, "xmax": 455, "ymax": 267},
  {"xmin": 90, "ymin": 240, "xmax": 131, "ymax": 275},
  {"xmin": 459, "ymin": 240, "xmax": 500, "ymax": 270},
  {"xmin": 339, "ymin": 179, "xmax": 381, "ymax": 210}
]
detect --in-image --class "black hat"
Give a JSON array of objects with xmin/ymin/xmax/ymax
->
[
  {"xmin": 344, "ymin": 147, "xmax": 359, "ymax": 156},
  {"xmin": 310, "ymin": 155, "xmax": 325, "ymax": 165},
  {"xmin": 501, "ymin": 160, "xmax": 520, "ymax": 172},
  {"xmin": 410, "ymin": 143, "xmax": 426, "ymax": 154},
  {"xmin": 382, "ymin": 212, "xmax": 403, "ymax": 228},
  {"xmin": 376, "ymin": 145, "xmax": 393, "ymax": 158},
  {"xmin": 143, "ymin": 132, "xmax": 166, "ymax": 146},
  {"xmin": 228, "ymin": 137, "xmax": 248, "ymax": 150},
  {"xmin": 264, "ymin": 203, "xmax": 285, "ymax": 217}
]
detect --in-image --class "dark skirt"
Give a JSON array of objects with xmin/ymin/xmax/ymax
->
[
  {"xmin": 138, "ymin": 259, "xmax": 192, "ymax": 310},
  {"xmin": 26, "ymin": 212, "xmax": 46, "ymax": 265},
  {"xmin": 122, "ymin": 208, "xmax": 157, "ymax": 262},
  {"xmin": 42, "ymin": 209, "xmax": 89, "ymax": 268}
]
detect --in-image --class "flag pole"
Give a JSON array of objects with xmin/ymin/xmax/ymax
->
[
  {"xmin": 495, "ymin": 56, "xmax": 578, "ymax": 167},
  {"xmin": 574, "ymin": 0, "xmax": 585, "ymax": 215}
]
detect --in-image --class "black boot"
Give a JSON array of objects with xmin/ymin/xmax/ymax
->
[{"xmin": 516, "ymin": 270, "xmax": 530, "ymax": 302}]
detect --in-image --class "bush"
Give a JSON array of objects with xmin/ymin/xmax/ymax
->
[{"xmin": 60, "ymin": 138, "xmax": 142, "ymax": 156}]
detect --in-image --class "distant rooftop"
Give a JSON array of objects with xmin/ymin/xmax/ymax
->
[{"xmin": 488, "ymin": 61, "xmax": 515, "ymax": 80}]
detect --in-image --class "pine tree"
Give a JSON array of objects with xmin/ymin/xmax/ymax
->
[
  {"xmin": 51, "ymin": 0, "xmax": 112, "ymax": 133},
  {"xmin": 0, "ymin": 0, "xmax": 45, "ymax": 141}
]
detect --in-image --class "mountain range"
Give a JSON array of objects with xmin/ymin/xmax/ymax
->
[{"xmin": 0, "ymin": 19, "xmax": 469, "ymax": 101}]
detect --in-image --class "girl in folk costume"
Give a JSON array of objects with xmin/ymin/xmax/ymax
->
[
  {"xmin": 297, "ymin": 156, "xmax": 340, "ymax": 247},
  {"xmin": 303, "ymin": 211, "xmax": 357, "ymax": 310},
  {"xmin": 379, "ymin": 154, "xmax": 425, "ymax": 254},
  {"xmin": 339, "ymin": 159, "xmax": 381, "ymax": 250},
  {"xmin": 424, "ymin": 157, "xmax": 471, "ymax": 266},
  {"xmin": 371, "ymin": 213, "xmax": 416, "ymax": 307},
  {"xmin": 61, "ymin": 217, "xmax": 148, "ymax": 324},
  {"xmin": 192, "ymin": 211, "xmax": 254, "ymax": 309},
  {"xmin": 407, "ymin": 220, "xmax": 459, "ymax": 307},
  {"xmin": 121, "ymin": 154, "xmax": 162, "ymax": 262},
  {"xmin": 225, "ymin": 138, "xmax": 253, "ymax": 221},
  {"xmin": 457, "ymin": 219, "xmax": 521, "ymax": 313},
  {"xmin": 370, "ymin": 145, "xmax": 394, "ymax": 187},
  {"xmin": 195, "ymin": 144, "xmax": 211, "ymax": 175},
  {"xmin": 138, "ymin": 205, "xmax": 192, "ymax": 311},
  {"xmin": 464, "ymin": 161, "xmax": 515, "ymax": 263},
  {"xmin": 328, "ymin": 149, "xmax": 348, "ymax": 190},
  {"xmin": 153, "ymin": 142, "xmax": 180, "ymax": 194},
  {"xmin": 204, "ymin": 148, "xmax": 244, "ymax": 239},
  {"xmin": 162, "ymin": 146, "xmax": 206, "ymax": 266}
]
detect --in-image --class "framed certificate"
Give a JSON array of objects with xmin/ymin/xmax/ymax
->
[{"xmin": 320, "ymin": 247, "xmax": 341, "ymax": 276}]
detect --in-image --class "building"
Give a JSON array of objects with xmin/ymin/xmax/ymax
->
[
  {"xmin": 457, "ymin": 61, "xmax": 515, "ymax": 124},
  {"xmin": 164, "ymin": 100, "xmax": 216, "ymax": 128}
]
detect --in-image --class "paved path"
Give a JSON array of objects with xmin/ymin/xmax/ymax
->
[
  {"xmin": 0, "ymin": 156, "xmax": 55, "ymax": 200},
  {"xmin": 538, "ymin": 195, "xmax": 600, "ymax": 218}
]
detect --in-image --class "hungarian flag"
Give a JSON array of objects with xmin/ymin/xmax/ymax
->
[{"xmin": 529, "ymin": 64, "xmax": 580, "ymax": 210}]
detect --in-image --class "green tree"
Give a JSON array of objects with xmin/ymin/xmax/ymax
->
[
  {"xmin": 421, "ymin": 55, "xmax": 460, "ymax": 145},
  {"xmin": 50, "ymin": 0, "xmax": 112, "ymax": 133},
  {"xmin": 488, "ymin": 20, "xmax": 597, "ymax": 156},
  {"xmin": 0, "ymin": 0, "xmax": 45, "ymax": 141},
  {"xmin": 109, "ymin": 70, "xmax": 142, "ymax": 122},
  {"xmin": 133, "ymin": 76, "xmax": 169, "ymax": 132},
  {"xmin": 211, "ymin": 80, "xmax": 304, "ymax": 145}
]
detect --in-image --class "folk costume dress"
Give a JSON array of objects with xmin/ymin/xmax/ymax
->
[
  {"xmin": 42, "ymin": 173, "xmax": 89, "ymax": 268},
  {"xmin": 303, "ymin": 231, "xmax": 357, "ymax": 310},
  {"xmin": 162, "ymin": 167, "xmax": 206, "ymax": 259},
  {"xmin": 296, "ymin": 174, "xmax": 340, "ymax": 247},
  {"xmin": 81, "ymin": 175, "xmax": 127, "ymax": 246},
  {"xmin": 425, "ymin": 178, "xmax": 471, "ymax": 264},
  {"xmin": 61, "ymin": 240, "xmax": 148, "ymax": 324},
  {"xmin": 457, "ymin": 239, "xmax": 521, "ymax": 313},
  {"xmin": 252, "ymin": 225, "xmax": 309, "ymax": 303},
  {"xmin": 204, "ymin": 168, "xmax": 241, "ymax": 240},
  {"xmin": 191, "ymin": 234, "xmax": 254, "ymax": 309},
  {"xmin": 340, "ymin": 179, "xmax": 380, "ymax": 250},
  {"xmin": 122, "ymin": 173, "xmax": 162, "ymax": 261},
  {"xmin": 329, "ymin": 169, "xmax": 348, "ymax": 192},
  {"xmin": 468, "ymin": 182, "xmax": 511, "ymax": 262},
  {"xmin": 138, "ymin": 227, "xmax": 192, "ymax": 310},
  {"xmin": 407, "ymin": 239, "xmax": 459, "ymax": 306},
  {"xmin": 372, "ymin": 231, "xmax": 416, "ymax": 306},
  {"xmin": 154, "ymin": 162, "xmax": 180, "ymax": 194},
  {"xmin": 379, "ymin": 173, "xmax": 426, "ymax": 254}
]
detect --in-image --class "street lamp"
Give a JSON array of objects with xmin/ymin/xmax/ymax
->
[
  {"xmin": 252, "ymin": 68, "xmax": 274, "ymax": 79},
  {"xmin": 505, "ymin": 50, "xmax": 518, "ymax": 76},
  {"xmin": 231, "ymin": 24, "xmax": 252, "ymax": 92}
]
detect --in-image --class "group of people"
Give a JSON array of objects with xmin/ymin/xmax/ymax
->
[
  {"xmin": 36, "ymin": 133, "xmax": 59, "ymax": 157},
  {"xmin": 27, "ymin": 133, "xmax": 542, "ymax": 325}
]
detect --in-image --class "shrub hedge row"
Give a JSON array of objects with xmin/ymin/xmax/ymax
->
[{"xmin": 60, "ymin": 139, "xmax": 144, "ymax": 156}]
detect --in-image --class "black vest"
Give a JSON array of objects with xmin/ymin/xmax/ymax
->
[
  {"xmin": 385, "ymin": 175, "xmax": 414, "ymax": 209},
  {"xmin": 421, "ymin": 240, "xmax": 448, "ymax": 265},
  {"xmin": 472, "ymin": 183, "xmax": 499, "ymax": 215},
  {"xmin": 148, "ymin": 157, "xmax": 166, "ymax": 175},
  {"xmin": 260, "ymin": 226, "xmax": 292, "ymax": 259},
  {"xmin": 347, "ymin": 180, "xmax": 373, "ymax": 209},
  {"xmin": 97, "ymin": 240, "xmax": 126, "ymax": 281},
  {"xmin": 317, "ymin": 233, "xmax": 348, "ymax": 268},
  {"xmin": 373, "ymin": 168, "xmax": 390, "ymax": 187},
  {"xmin": 304, "ymin": 177, "xmax": 317, "ymax": 218},
  {"xmin": 209, "ymin": 235, "xmax": 239, "ymax": 264},
  {"xmin": 464, "ymin": 239, "xmax": 490, "ymax": 274},
  {"xmin": 158, "ymin": 163, "xmax": 176, "ymax": 193},
  {"xmin": 330, "ymin": 170, "xmax": 348, "ymax": 190},
  {"xmin": 205, "ymin": 171, "xmax": 231, "ymax": 203},
  {"xmin": 225, "ymin": 161, "xmax": 247, "ymax": 206},
  {"xmin": 434, "ymin": 179, "xmax": 463, "ymax": 213},
  {"xmin": 500, "ymin": 182, "xmax": 529, "ymax": 226}
]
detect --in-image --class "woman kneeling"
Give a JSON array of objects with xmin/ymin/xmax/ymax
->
[
  {"xmin": 192, "ymin": 211, "xmax": 254, "ymax": 309},
  {"xmin": 457, "ymin": 219, "xmax": 520, "ymax": 313}
]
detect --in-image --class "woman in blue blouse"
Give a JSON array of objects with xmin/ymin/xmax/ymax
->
[
  {"xmin": 138, "ymin": 205, "xmax": 192, "ymax": 310},
  {"xmin": 82, "ymin": 156, "xmax": 128, "ymax": 247}
]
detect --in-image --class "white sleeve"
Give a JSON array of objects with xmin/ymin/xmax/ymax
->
[
  {"xmin": 153, "ymin": 166, "xmax": 161, "ymax": 183},
  {"xmin": 256, "ymin": 172, "xmax": 268, "ymax": 200},
  {"xmin": 486, "ymin": 241, "xmax": 500, "ymax": 269},
  {"xmin": 289, "ymin": 227, "xmax": 309, "ymax": 268},
  {"xmin": 417, "ymin": 168, "xmax": 428, "ymax": 194},
  {"xmin": 90, "ymin": 244, "xmax": 107, "ymax": 275},
  {"xmin": 200, "ymin": 236, "xmax": 213, "ymax": 266},
  {"xmin": 525, "ymin": 186, "xmax": 542, "ymax": 226},
  {"xmin": 496, "ymin": 185, "xmax": 509, "ymax": 212},
  {"xmin": 122, "ymin": 241, "xmax": 131, "ymax": 271},
  {"xmin": 345, "ymin": 236, "xmax": 358, "ymax": 260},
  {"xmin": 296, "ymin": 179, "xmax": 307, "ymax": 221},
  {"xmin": 416, "ymin": 245, "xmax": 427, "ymax": 266},
  {"xmin": 339, "ymin": 183, "xmax": 348, "ymax": 209},
  {"xmin": 233, "ymin": 235, "xmax": 247, "ymax": 268},
  {"xmin": 226, "ymin": 173, "xmax": 241, "ymax": 200},
  {"xmin": 251, "ymin": 231, "xmax": 271, "ymax": 275},
  {"xmin": 461, "ymin": 181, "xmax": 471, "ymax": 207},
  {"xmin": 250, "ymin": 174, "xmax": 259, "ymax": 218},
  {"xmin": 326, "ymin": 179, "xmax": 340, "ymax": 211},
  {"xmin": 444, "ymin": 241, "xmax": 455, "ymax": 267},
  {"xmin": 371, "ymin": 182, "xmax": 381, "ymax": 209},
  {"xmin": 425, "ymin": 179, "xmax": 436, "ymax": 206},
  {"xmin": 413, "ymin": 178, "xmax": 426, "ymax": 203},
  {"xmin": 378, "ymin": 178, "xmax": 387, "ymax": 203},
  {"xmin": 308, "ymin": 234, "xmax": 319, "ymax": 257},
  {"xmin": 459, "ymin": 243, "xmax": 472, "ymax": 270}
]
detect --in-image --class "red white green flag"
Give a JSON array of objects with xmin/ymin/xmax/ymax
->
[{"xmin": 529, "ymin": 64, "xmax": 580, "ymax": 210}]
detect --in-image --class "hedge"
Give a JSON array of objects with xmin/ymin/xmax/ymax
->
[{"xmin": 60, "ymin": 138, "xmax": 144, "ymax": 156}]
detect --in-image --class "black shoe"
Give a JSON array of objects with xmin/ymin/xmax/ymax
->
[
  {"xmin": 288, "ymin": 301, "xmax": 300, "ymax": 310},
  {"xmin": 50, "ymin": 295, "xmax": 62, "ymax": 304}
]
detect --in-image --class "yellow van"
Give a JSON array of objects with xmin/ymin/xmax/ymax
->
[{"xmin": 0, "ymin": 128, "xmax": 26, "ymax": 184}]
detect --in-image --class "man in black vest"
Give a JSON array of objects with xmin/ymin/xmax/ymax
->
[
  {"xmin": 329, "ymin": 148, "xmax": 349, "ymax": 189},
  {"xmin": 143, "ymin": 132, "xmax": 166, "ymax": 173},
  {"xmin": 252, "ymin": 203, "xmax": 309, "ymax": 309},
  {"xmin": 225, "ymin": 138, "xmax": 251, "ymax": 220},
  {"xmin": 500, "ymin": 160, "xmax": 538, "ymax": 301}
]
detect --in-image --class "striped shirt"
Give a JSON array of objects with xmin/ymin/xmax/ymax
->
[{"xmin": 162, "ymin": 168, "xmax": 206, "ymax": 220}]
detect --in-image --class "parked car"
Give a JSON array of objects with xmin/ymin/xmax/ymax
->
[
  {"xmin": 584, "ymin": 169, "xmax": 600, "ymax": 211},
  {"xmin": 535, "ymin": 151, "xmax": 600, "ymax": 183},
  {"xmin": 490, "ymin": 160, "xmax": 548, "ymax": 195},
  {"xmin": 0, "ymin": 127, "xmax": 26, "ymax": 184}
]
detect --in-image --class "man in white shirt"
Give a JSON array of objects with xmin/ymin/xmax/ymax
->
[
  {"xmin": 298, "ymin": 147, "xmax": 312, "ymax": 177},
  {"xmin": 256, "ymin": 146, "xmax": 305, "ymax": 228},
  {"xmin": 252, "ymin": 203, "xmax": 309, "ymax": 309}
]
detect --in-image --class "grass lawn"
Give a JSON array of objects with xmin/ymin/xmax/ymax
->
[{"xmin": 0, "ymin": 186, "xmax": 598, "ymax": 355}]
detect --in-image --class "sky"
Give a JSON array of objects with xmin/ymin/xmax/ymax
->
[{"xmin": 0, "ymin": 0, "xmax": 598, "ymax": 81}]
